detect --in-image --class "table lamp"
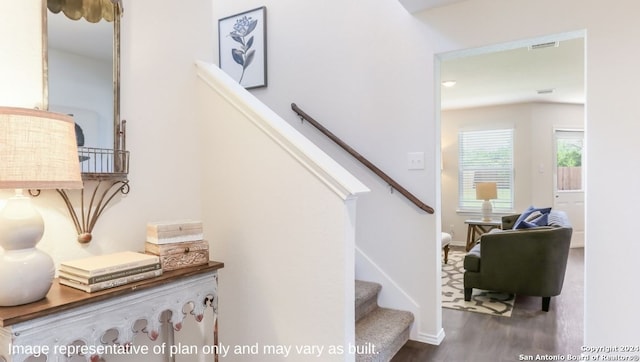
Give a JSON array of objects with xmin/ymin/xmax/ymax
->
[
  {"xmin": 0, "ymin": 107, "xmax": 83, "ymax": 306},
  {"xmin": 476, "ymin": 182, "xmax": 497, "ymax": 221}
]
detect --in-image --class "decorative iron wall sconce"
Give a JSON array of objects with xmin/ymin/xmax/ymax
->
[
  {"xmin": 57, "ymin": 179, "xmax": 130, "ymax": 244},
  {"xmin": 59, "ymin": 120, "xmax": 130, "ymax": 243}
]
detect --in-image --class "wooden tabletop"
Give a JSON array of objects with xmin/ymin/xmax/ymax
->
[
  {"xmin": 464, "ymin": 219, "xmax": 502, "ymax": 226},
  {"xmin": 0, "ymin": 261, "xmax": 224, "ymax": 327}
]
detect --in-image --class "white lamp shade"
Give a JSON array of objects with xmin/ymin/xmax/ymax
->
[
  {"xmin": 475, "ymin": 182, "xmax": 498, "ymax": 200},
  {"xmin": 0, "ymin": 107, "xmax": 82, "ymax": 305},
  {"xmin": 0, "ymin": 107, "xmax": 83, "ymax": 190}
]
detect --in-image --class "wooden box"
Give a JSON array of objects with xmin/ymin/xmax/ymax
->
[
  {"xmin": 145, "ymin": 240, "xmax": 209, "ymax": 271},
  {"xmin": 146, "ymin": 220, "xmax": 203, "ymax": 244}
]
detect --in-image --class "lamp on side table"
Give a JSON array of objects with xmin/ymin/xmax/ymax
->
[
  {"xmin": 476, "ymin": 182, "xmax": 497, "ymax": 222},
  {"xmin": 0, "ymin": 107, "xmax": 83, "ymax": 306}
]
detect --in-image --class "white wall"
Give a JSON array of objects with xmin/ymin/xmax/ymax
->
[
  {"xmin": 529, "ymin": 103, "xmax": 585, "ymax": 205},
  {"xmin": 0, "ymin": 1, "xmax": 44, "ymax": 108},
  {"xmin": 196, "ymin": 64, "xmax": 365, "ymax": 361},
  {"xmin": 212, "ymin": 0, "xmax": 444, "ymax": 344},
  {"xmin": 109, "ymin": 0, "xmax": 216, "ymax": 358},
  {"xmin": 421, "ymin": 0, "xmax": 640, "ymax": 347},
  {"xmin": 441, "ymin": 102, "xmax": 584, "ymax": 243}
]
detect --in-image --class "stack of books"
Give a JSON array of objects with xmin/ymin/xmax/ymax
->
[
  {"xmin": 145, "ymin": 220, "xmax": 209, "ymax": 271},
  {"xmin": 58, "ymin": 251, "xmax": 162, "ymax": 293}
]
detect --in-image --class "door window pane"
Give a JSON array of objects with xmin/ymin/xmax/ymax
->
[{"xmin": 556, "ymin": 131, "xmax": 583, "ymax": 191}]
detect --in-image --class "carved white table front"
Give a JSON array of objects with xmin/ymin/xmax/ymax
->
[{"xmin": 0, "ymin": 261, "xmax": 223, "ymax": 362}]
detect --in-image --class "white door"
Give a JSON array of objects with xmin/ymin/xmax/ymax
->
[{"xmin": 553, "ymin": 129, "xmax": 585, "ymax": 247}]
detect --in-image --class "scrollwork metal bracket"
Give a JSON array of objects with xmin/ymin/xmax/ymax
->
[{"xmin": 57, "ymin": 179, "xmax": 130, "ymax": 243}]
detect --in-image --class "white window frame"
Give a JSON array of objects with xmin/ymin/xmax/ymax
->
[{"xmin": 458, "ymin": 128, "xmax": 514, "ymax": 212}]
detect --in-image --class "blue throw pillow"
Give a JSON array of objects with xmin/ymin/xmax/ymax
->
[
  {"xmin": 513, "ymin": 206, "xmax": 552, "ymax": 229},
  {"xmin": 533, "ymin": 213, "xmax": 549, "ymax": 226},
  {"xmin": 512, "ymin": 206, "xmax": 535, "ymax": 229}
]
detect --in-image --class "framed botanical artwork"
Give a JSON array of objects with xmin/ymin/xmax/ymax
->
[{"xmin": 218, "ymin": 6, "xmax": 267, "ymax": 89}]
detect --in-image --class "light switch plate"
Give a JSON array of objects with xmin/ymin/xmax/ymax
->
[{"xmin": 408, "ymin": 152, "xmax": 425, "ymax": 170}]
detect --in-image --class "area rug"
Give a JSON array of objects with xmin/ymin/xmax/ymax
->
[{"xmin": 442, "ymin": 249, "xmax": 515, "ymax": 317}]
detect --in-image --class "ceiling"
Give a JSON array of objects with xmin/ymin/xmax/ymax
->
[{"xmin": 440, "ymin": 37, "xmax": 585, "ymax": 110}]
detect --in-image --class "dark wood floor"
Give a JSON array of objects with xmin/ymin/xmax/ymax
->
[{"xmin": 392, "ymin": 247, "xmax": 584, "ymax": 362}]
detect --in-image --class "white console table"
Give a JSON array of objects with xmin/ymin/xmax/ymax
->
[{"xmin": 0, "ymin": 261, "xmax": 223, "ymax": 362}]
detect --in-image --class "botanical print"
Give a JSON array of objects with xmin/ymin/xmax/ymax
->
[
  {"xmin": 229, "ymin": 15, "xmax": 258, "ymax": 84},
  {"xmin": 218, "ymin": 7, "xmax": 267, "ymax": 89}
]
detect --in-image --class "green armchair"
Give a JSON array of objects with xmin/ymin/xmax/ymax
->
[{"xmin": 463, "ymin": 210, "xmax": 573, "ymax": 312}]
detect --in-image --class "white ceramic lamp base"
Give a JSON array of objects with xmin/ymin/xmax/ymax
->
[
  {"xmin": 481, "ymin": 199, "xmax": 493, "ymax": 221},
  {"xmin": 0, "ymin": 192, "xmax": 55, "ymax": 306},
  {"xmin": 0, "ymin": 249, "xmax": 54, "ymax": 306}
]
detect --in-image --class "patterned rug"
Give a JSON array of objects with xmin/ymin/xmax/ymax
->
[{"xmin": 442, "ymin": 249, "xmax": 515, "ymax": 317}]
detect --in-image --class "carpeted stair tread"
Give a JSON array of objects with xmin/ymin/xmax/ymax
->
[
  {"xmin": 355, "ymin": 280, "xmax": 382, "ymax": 322},
  {"xmin": 355, "ymin": 307, "xmax": 414, "ymax": 362}
]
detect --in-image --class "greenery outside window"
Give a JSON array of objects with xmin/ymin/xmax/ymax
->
[
  {"xmin": 556, "ymin": 130, "xmax": 583, "ymax": 191},
  {"xmin": 458, "ymin": 128, "xmax": 514, "ymax": 212}
]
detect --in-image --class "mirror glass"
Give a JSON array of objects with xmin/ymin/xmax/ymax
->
[
  {"xmin": 47, "ymin": 8, "xmax": 113, "ymax": 150},
  {"xmin": 45, "ymin": 0, "xmax": 126, "ymax": 178}
]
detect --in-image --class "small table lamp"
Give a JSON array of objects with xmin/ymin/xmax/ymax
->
[
  {"xmin": 0, "ymin": 107, "xmax": 83, "ymax": 306},
  {"xmin": 476, "ymin": 182, "xmax": 497, "ymax": 222}
]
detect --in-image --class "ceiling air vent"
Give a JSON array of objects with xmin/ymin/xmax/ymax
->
[
  {"xmin": 537, "ymin": 88, "xmax": 555, "ymax": 95},
  {"xmin": 528, "ymin": 41, "xmax": 559, "ymax": 50}
]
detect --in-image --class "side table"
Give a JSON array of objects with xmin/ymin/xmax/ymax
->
[
  {"xmin": 0, "ymin": 261, "xmax": 223, "ymax": 362},
  {"xmin": 464, "ymin": 219, "xmax": 502, "ymax": 251}
]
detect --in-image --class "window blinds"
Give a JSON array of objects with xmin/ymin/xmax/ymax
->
[{"xmin": 458, "ymin": 128, "xmax": 514, "ymax": 211}]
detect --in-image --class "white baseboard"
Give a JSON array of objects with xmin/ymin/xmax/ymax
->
[{"xmin": 415, "ymin": 328, "xmax": 445, "ymax": 345}]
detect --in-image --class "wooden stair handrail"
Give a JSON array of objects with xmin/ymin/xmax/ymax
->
[{"xmin": 291, "ymin": 103, "xmax": 434, "ymax": 214}]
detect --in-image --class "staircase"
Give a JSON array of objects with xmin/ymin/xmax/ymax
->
[{"xmin": 355, "ymin": 280, "xmax": 414, "ymax": 362}]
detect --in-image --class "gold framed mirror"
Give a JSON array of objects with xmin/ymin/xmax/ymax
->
[
  {"xmin": 44, "ymin": 0, "xmax": 129, "ymax": 243},
  {"xmin": 45, "ymin": 0, "xmax": 127, "ymax": 180}
]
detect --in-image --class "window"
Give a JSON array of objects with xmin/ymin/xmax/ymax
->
[
  {"xmin": 555, "ymin": 130, "xmax": 583, "ymax": 191},
  {"xmin": 458, "ymin": 128, "xmax": 514, "ymax": 211}
]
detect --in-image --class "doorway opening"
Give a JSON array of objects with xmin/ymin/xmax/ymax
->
[
  {"xmin": 437, "ymin": 30, "xmax": 586, "ymax": 248},
  {"xmin": 435, "ymin": 30, "xmax": 586, "ymax": 347}
]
